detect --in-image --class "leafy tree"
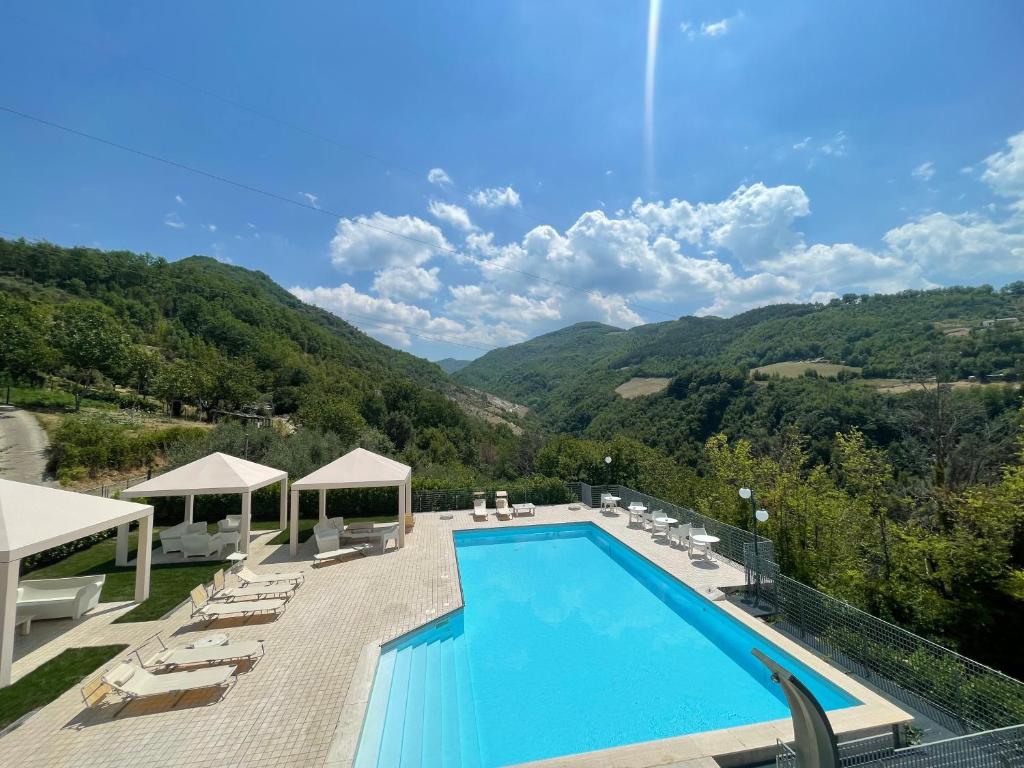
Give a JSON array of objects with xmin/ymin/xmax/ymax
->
[{"xmin": 50, "ymin": 303, "xmax": 131, "ymax": 409}]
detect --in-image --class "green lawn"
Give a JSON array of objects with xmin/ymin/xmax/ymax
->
[
  {"xmin": 0, "ymin": 645, "xmax": 127, "ymax": 730},
  {"xmin": 5, "ymin": 385, "xmax": 114, "ymax": 411},
  {"xmin": 25, "ymin": 526, "xmax": 223, "ymax": 623}
]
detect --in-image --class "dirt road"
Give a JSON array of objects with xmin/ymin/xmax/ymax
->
[{"xmin": 0, "ymin": 407, "xmax": 51, "ymax": 483}]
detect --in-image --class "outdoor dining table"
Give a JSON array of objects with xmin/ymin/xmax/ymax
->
[
  {"xmin": 653, "ymin": 516, "xmax": 677, "ymax": 526},
  {"xmin": 692, "ymin": 533, "xmax": 721, "ymax": 561}
]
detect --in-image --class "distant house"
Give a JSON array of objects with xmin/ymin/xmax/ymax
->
[{"xmin": 996, "ymin": 317, "xmax": 1020, "ymax": 325}]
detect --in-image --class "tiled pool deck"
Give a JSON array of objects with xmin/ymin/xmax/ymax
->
[{"xmin": 3, "ymin": 505, "xmax": 909, "ymax": 767}]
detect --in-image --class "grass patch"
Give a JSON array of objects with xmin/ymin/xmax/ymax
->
[
  {"xmin": 0, "ymin": 644, "xmax": 127, "ymax": 730},
  {"xmin": 751, "ymin": 361, "xmax": 862, "ymax": 379},
  {"xmin": 5, "ymin": 385, "xmax": 113, "ymax": 411},
  {"xmin": 25, "ymin": 526, "xmax": 223, "ymax": 624}
]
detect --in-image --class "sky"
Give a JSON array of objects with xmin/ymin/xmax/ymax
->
[{"xmin": 1, "ymin": 1, "xmax": 1023, "ymax": 361}]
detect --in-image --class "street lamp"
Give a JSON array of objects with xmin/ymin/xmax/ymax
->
[{"xmin": 739, "ymin": 487, "xmax": 770, "ymax": 605}]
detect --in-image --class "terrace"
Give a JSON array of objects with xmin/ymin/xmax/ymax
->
[{"xmin": 0, "ymin": 480, "xmax": 1022, "ymax": 767}]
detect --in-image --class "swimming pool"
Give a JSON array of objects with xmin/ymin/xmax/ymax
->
[{"xmin": 355, "ymin": 523, "xmax": 859, "ymax": 767}]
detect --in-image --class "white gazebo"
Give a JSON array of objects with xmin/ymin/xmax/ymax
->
[
  {"xmin": 289, "ymin": 448, "xmax": 411, "ymax": 556},
  {"xmin": 121, "ymin": 453, "xmax": 287, "ymax": 556},
  {"xmin": 0, "ymin": 480, "xmax": 155, "ymax": 686}
]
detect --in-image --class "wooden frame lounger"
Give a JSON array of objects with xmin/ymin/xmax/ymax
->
[
  {"xmin": 189, "ymin": 584, "xmax": 286, "ymax": 626},
  {"xmin": 83, "ymin": 661, "xmax": 236, "ymax": 715},
  {"xmin": 211, "ymin": 569, "xmax": 295, "ymax": 602}
]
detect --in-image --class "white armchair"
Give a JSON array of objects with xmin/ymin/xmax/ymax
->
[
  {"xmin": 217, "ymin": 515, "xmax": 241, "ymax": 533},
  {"xmin": 313, "ymin": 523, "xmax": 341, "ymax": 554},
  {"xmin": 159, "ymin": 522, "xmax": 188, "ymax": 554}
]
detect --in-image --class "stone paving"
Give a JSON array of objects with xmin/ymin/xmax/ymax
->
[{"xmin": 1, "ymin": 505, "xmax": 891, "ymax": 767}]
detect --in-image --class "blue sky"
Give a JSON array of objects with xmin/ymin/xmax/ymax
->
[{"xmin": 1, "ymin": 1, "xmax": 1023, "ymax": 360}]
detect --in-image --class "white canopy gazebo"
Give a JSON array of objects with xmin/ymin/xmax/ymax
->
[
  {"xmin": 0, "ymin": 480, "xmax": 154, "ymax": 686},
  {"xmin": 121, "ymin": 453, "xmax": 287, "ymax": 556},
  {"xmin": 289, "ymin": 448, "xmax": 411, "ymax": 556}
]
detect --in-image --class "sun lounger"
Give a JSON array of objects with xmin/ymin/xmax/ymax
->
[
  {"xmin": 84, "ymin": 661, "xmax": 236, "ymax": 713},
  {"xmin": 313, "ymin": 543, "xmax": 372, "ymax": 565},
  {"xmin": 236, "ymin": 566, "xmax": 304, "ymax": 587},
  {"xmin": 472, "ymin": 496, "xmax": 488, "ymax": 521},
  {"xmin": 495, "ymin": 492, "xmax": 511, "ymax": 520},
  {"xmin": 190, "ymin": 584, "xmax": 286, "ymax": 625},
  {"xmin": 211, "ymin": 569, "xmax": 295, "ymax": 601},
  {"xmin": 138, "ymin": 636, "xmax": 264, "ymax": 671}
]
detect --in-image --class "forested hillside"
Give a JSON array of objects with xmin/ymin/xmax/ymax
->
[{"xmin": 0, "ymin": 237, "xmax": 522, "ymax": 482}]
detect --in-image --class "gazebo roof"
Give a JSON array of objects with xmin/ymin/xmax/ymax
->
[
  {"xmin": 121, "ymin": 453, "xmax": 286, "ymax": 498},
  {"xmin": 292, "ymin": 448, "xmax": 411, "ymax": 490},
  {"xmin": 0, "ymin": 480, "xmax": 153, "ymax": 563}
]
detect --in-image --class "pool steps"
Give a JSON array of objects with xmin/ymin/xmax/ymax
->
[{"xmin": 355, "ymin": 622, "xmax": 481, "ymax": 767}]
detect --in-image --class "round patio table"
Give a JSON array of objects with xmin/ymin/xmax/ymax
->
[
  {"xmin": 653, "ymin": 516, "xmax": 677, "ymax": 526},
  {"xmin": 692, "ymin": 533, "xmax": 721, "ymax": 561}
]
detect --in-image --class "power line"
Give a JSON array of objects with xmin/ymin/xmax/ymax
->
[{"xmin": 0, "ymin": 103, "xmax": 677, "ymax": 321}]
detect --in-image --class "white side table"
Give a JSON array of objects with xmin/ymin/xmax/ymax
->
[{"xmin": 226, "ymin": 551, "xmax": 247, "ymax": 574}]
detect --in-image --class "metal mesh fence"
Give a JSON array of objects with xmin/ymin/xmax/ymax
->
[
  {"xmin": 750, "ymin": 554, "xmax": 1024, "ymax": 734},
  {"xmin": 80, "ymin": 471, "xmax": 164, "ymax": 498},
  {"xmin": 410, "ymin": 485, "xmax": 573, "ymax": 514}
]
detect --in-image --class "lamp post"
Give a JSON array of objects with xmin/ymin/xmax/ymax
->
[{"xmin": 740, "ymin": 487, "xmax": 769, "ymax": 606}]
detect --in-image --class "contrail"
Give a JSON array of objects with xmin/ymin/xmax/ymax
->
[{"xmin": 644, "ymin": 0, "xmax": 662, "ymax": 190}]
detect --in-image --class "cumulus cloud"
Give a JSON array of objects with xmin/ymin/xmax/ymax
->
[
  {"xmin": 372, "ymin": 265, "xmax": 442, "ymax": 300},
  {"xmin": 884, "ymin": 212, "xmax": 1024, "ymax": 278},
  {"xmin": 469, "ymin": 186, "xmax": 521, "ymax": 208},
  {"xmin": 330, "ymin": 212, "xmax": 451, "ymax": 271},
  {"xmin": 912, "ymin": 161, "xmax": 936, "ymax": 182},
  {"xmin": 427, "ymin": 167, "xmax": 452, "ymax": 187},
  {"xmin": 428, "ymin": 200, "xmax": 475, "ymax": 231},
  {"xmin": 982, "ymin": 131, "xmax": 1024, "ymax": 198},
  {"xmin": 163, "ymin": 212, "xmax": 185, "ymax": 229}
]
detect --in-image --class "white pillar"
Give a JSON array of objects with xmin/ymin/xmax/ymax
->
[
  {"xmin": 185, "ymin": 494, "xmax": 194, "ymax": 524},
  {"xmin": 0, "ymin": 558, "xmax": 19, "ymax": 687},
  {"xmin": 289, "ymin": 489, "xmax": 300, "ymax": 556},
  {"xmin": 134, "ymin": 513, "xmax": 153, "ymax": 603},
  {"xmin": 279, "ymin": 477, "xmax": 288, "ymax": 530},
  {"xmin": 397, "ymin": 483, "xmax": 406, "ymax": 548},
  {"xmin": 318, "ymin": 488, "xmax": 327, "ymax": 522},
  {"xmin": 240, "ymin": 492, "xmax": 252, "ymax": 555},
  {"xmin": 115, "ymin": 523, "xmax": 130, "ymax": 566}
]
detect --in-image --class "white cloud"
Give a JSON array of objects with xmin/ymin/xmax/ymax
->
[
  {"xmin": 372, "ymin": 265, "xmax": 442, "ymax": 300},
  {"xmin": 469, "ymin": 186, "xmax": 521, "ymax": 209},
  {"xmin": 174, "ymin": 194, "xmax": 185, "ymax": 205},
  {"xmin": 701, "ymin": 18, "xmax": 732, "ymax": 37},
  {"xmin": 330, "ymin": 212, "xmax": 451, "ymax": 271},
  {"xmin": 163, "ymin": 212, "xmax": 185, "ymax": 229},
  {"xmin": 427, "ymin": 167, "xmax": 452, "ymax": 187},
  {"xmin": 203, "ymin": 223, "xmax": 217, "ymax": 232},
  {"xmin": 912, "ymin": 161, "xmax": 936, "ymax": 182},
  {"xmin": 820, "ymin": 130, "xmax": 848, "ymax": 157},
  {"xmin": 884, "ymin": 212, "xmax": 1024, "ymax": 279},
  {"xmin": 427, "ymin": 200, "xmax": 475, "ymax": 232},
  {"xmin": 793, "ymin": 136, "xmax": 812, "ymax": 151},
  {"xmin": 982, "ymin": 131, "xmax": 1024, "ymax": 198},
  {"xmin": 301, "ymin": 192, "xmax": 320, "ymax": 209}
]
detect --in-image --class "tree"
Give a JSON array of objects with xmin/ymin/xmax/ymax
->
[
  {"xmin": 50, "ymin": 303, "xmax": 130, "ymax": 409},
  {"xmin": 296, "ymin": 392, "xmax": 366, "ymax": 447},
  {"xmin": 0, "ymin": 293, "xmax": 54, "ymax": 387}
]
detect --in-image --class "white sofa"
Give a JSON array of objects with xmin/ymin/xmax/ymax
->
[
  {"xmin": 217, "ymin": 515, "xmax": 241, "ymax": 533},
  {"xmin": 181, "ymin": 531, "xmax": 238, "ymax": 558},
  {"xmin": 17, "ymin": 575, "xmax": 106, "ymax": 621},
  {"xmin": 160, "ymin": 522, "xmax": 207, "ymax": 555}
]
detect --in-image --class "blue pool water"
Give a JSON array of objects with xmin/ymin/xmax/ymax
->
[{"xmin": 355, "ymin": 523, "xmax": 858, "ymax": 767}]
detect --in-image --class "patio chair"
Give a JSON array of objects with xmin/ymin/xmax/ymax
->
[
  {"xmin": 189, "ymin": 584, "xmax": 286, "ymax": 625},
  {"xmin": 472, "ymin": 497, "xmax": 488, "ymax": 521},
  {"xmin": 650, "ymin": 510, "xmax": 669, "ymax": 538},
  {"xmin": 137, "ymin": 634, "xmax": 264, "ymax": 671},
  {"xmin": 84, "ymin": 661, "xmax": 236, "ymax": 713},
  {"xmin": 211, "ymin": 569, "xmax": 295, "ymax": 602},
  {"xmin": 668, "ymin": 522, "xmax": 691, "ymax": 547},
  {"xmin": 313, "ymin": 522, "xmax": 340, "ymax": 554},
  {"xmin": 690, "ymin": 526, "xmax": 710, "ymax": 558},
  {"xmin": 217, "ymin": 515, "xmax": 241, "ymax": 533},
  {"xmin": 236, "ymin": 566, "xmax": 304, "ymax": 587},
  {"xmin": 641, "ymin": 510, "xmax": 654, "ymax": 531}
]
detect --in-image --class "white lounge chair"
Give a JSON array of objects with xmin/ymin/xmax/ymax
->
[
  {"xmin": 472, "ymin": 497, "xmax": 488, "ymax": 521},
  {"xmin": 137, "ymin": 634, "xmax": 264, "ymax": 671},
  {"xmin": 217, "ymin": 515, "xmax": 241, "ymax": 533},
  {"xmin": 341, "ymin": 522, "xmax": 400, "ymax": 553},
  {"xmin": 212, "ymin": 569, "xmax": 295, "ymax": 602},
  {"xmin": 84, "ymin": 661, "xmax": 236, "ymax": 713},
  {"xmin": 495, "ymin": 492, "xmax": 511, "ymax": 520},
  {"xmin": 17, "ymin": 575, "xmax": 106, "ymax": 621},
  {"xmin": 236, "ymin": 566, "xmax": 304, "ymax": 587},
  {"xmin": 314, "ymin": 543, "xmax": 371, "ymax": 566},
  {"xmin": 190, "ymin": 584, "xmax": 286, "ymax": 625}
]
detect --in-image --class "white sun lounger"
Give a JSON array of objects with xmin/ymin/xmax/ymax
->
[
  {"xmin": 84, "ymin": 661, "xmax": 236, "ymax": 713},
  {"xmin": 190, "ymin": 584, "xmax": 286, "ymax": 625},
  {"xmin": 212, "ymin": 569, "xmax": 295, "ymax": 601},
  {"xmin": 236, "ymin": 566, "xmax": 304, "ymax": 587},
  {"xmin": 472, "ymin": 497, "xmax": 488, "ymax": 521},
  {"xmin": 138, "ymin": 636, "xmax": 264, "ymax": 671},
  {"xmin": 314, "ymin": 543, "xmax": 372, "ymax": 566}
]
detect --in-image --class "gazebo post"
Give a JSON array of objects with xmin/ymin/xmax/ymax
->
[
  {"xmin": 279, "ymin": 478, "xmax": 288, "ymax": 530},
  {"xmin": 185, "ymin": 494, "xmax": 194, "ymax": 524},
  {"xmin": 115, "ymin": 522, "xmax": 130, "ymax": 566},
  {"xmin": 289, "ymin": 489, "xmax": 300, "ymax": 556},
  {"xmin": 0, "ymin": 558, "xmax": 19, "ymax": 687},
  {"xmin": 134, "ymin": 513, "xmax": 153, "ymax": 602},
  {"xmin": 240, "ymin": 491, "xmax": 252, "ymax": 554},
  {"xmin": 397, "ymin": 482, "xmax": 406, "ymax": 548},
  {"xmin": 318, "ymin": 488, "xmax": 327, "ymax": 522}
]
